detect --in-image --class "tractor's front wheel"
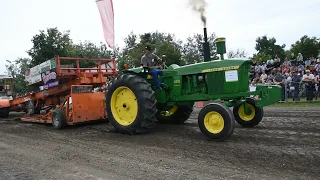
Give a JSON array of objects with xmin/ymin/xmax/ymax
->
[
  {"xmin": 198, "ymin": 103, "xmax": 235, "ymax": 141},
  {"xmin": 106, "ymin": 73, "xmax": 157, "ymax": 134},
  {"xmin": 233, "ymin": 98, "xmax": 264, "ymax": 128},
  {"xmin": 156, "ymin": 105, "xmax": 193, "ymax": 124}
]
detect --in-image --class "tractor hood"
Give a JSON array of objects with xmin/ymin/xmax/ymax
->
[
  {"xmin": 124, "ymin": 58, "xmax": 252, "ymax": 75},
  {"xmin": 167, "ymin": 58, "xmax": 252, "ymax": 75}
]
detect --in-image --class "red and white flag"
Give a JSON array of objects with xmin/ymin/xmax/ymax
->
[{"xmin": 96, "ymin": 0, "xmax": 115, "ymax": 49}]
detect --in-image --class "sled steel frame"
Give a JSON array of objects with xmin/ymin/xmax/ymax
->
[{"xmin": 10, "ymin": 56, "xmax": 118, "ymax": 125}]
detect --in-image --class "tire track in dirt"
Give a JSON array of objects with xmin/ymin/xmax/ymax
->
[{"xmin": 0, "ymin": 107, "xmax": 319, "ymax": 180}]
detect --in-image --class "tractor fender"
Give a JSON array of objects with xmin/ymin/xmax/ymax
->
[{"xmin": 123, "ymin": 67, "xmax": 145, "ymax": 73}]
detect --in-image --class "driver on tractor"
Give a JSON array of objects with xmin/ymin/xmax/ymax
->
[{"xmin": 141, "ymin": 46, "xmax": 164, "ymax": 91}]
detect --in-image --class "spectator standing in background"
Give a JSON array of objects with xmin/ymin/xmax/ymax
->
[
  {"xmin": 260, "ymin": 62, "xmax": 266, "ymax": 72},
  {"xmin": 255, "ymin": 62, "xmax": 261, "ymax": 74},
  {"xmin": 315, "ymin": 59, "xmax": 320, "ymax": 73},
  {"xmin": 282, "ymin": 65, "xmax": 290, "ymax": 73},
  {"xmin": 260, "ymin": 71, "xmax": 268, "ymax": 83},
  {"xmin": 291, "ymin": 71, "xmax": 301, "ymax": 101},
  {"xmin": 273, "ymin": 58, "xmax": 281, "ymax": 69},
  {"xmin": 265, "ymin": 60, "xmax": 273, "ymax": 74},
  {"xmin": 291, "ymin": 65, "xmax": 298, "ymax": 73},
  {"xmin": 273, "ymin": 70, "xmax": 286, "ymax": 101},
  {"xmin": 285, "ymin": 73, "xmax": 292, "ymax": 99},
  {"xmin": 298, "ymin": 63, "xmax": 305, "ymax": 74},
  {"xmin": 315, "ymin": 73, "xmax": 320, "ymax": 100},
  {"xmin": 282, "ymin": 58, "xmax": 291, "ymax": 73},
  {"xmin": 305, "ymin": 58, "xmax": 311, "ymax": 66},
  {"xmin": 310, "ymin": 56, "xmax": 316, "ymax": 64},
  {"xmin": 310, "ymin": 65, "xmax": 317, "ymax": 75},
  {"xmin": 251, "ymin": 72, "xmax": 261, "ymax": 85},
  {"xmin": 290, "ymin": 53, "xmax": 295, "ymax": 60},
  {"xmin": 302, "ymin": 70, "xmax": 315, "ymax": 102},
  {"xmin": 297, "ymin": 53, "xmax": 303, "ymax": 62},
  {"xmin": 252, "ymin": 60, "xmax": 257, "ymax": 66},
  {"xmin": 283, "ymin": 57, "xmax": 291, "ymax": 67},
  {"xmin": 290, "ymin": 53, "xmax": 296, "ymax": 65}
]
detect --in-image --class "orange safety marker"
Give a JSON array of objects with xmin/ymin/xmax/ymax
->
[{"xmin": 197, "ymin": 101, "xmax": 204, "ymax": 108}]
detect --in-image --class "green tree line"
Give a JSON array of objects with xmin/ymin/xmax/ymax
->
[{"xmin": 5, "ymin": 27, "xmax": 320, "ymax": 94}]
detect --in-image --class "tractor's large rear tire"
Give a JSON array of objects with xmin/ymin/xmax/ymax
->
[
  {"xmin": 0, "ymin": 107, "xmax": 10, "ymax": 118},
  {"xmin": 106, "ymin": 73, "xmax": 157, "ymax": 134},
  {"xmin": 156, "ymin": 105, "xmax": 193, "ymax": 124},
  {"xmin": 198, "ymin": 103, "xmax": 235, "ymax": 141},
  {"xmin": 233, "ymin": 98, "xmax": 264, "ymax": 128}
]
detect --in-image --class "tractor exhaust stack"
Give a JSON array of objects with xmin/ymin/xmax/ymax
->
[
  {"xmin": 202, "ymin": 27, "xmax": 211, "ymax": 62},
  {"xmin": 203, "ymin": 27, "xmax": 208, "ymax": 42}
]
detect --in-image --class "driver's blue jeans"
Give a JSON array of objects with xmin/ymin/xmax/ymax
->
[{"xmin": 149, "ymin": 69, "xmax": 163, "ymax": 89}]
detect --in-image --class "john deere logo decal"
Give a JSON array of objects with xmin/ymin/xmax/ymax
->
[{"xmin": 202, "ymin": 66, "xmax": 239, "ymax": 73}]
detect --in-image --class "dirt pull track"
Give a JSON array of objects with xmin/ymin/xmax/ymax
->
[{"xmin": 0, "ymin": 107, "xmax": 319, "ymax": 180}]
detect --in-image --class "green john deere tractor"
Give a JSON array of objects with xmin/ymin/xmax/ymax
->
[{"xmin": 106, "ymin": 28, "xmax": 281, "ymax": 141}]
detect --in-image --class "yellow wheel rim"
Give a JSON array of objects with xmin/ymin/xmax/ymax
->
[
  {"xmin": 204, "ymin": 111, "xmax": 224, "ymax": 134},
  {"xmin": 147, "ymin": 75, "xmax": 160, "ymax": 79},
  {"xmin": 110, "ymin": 86, "xmax": 138, "ymax": 126},
  {"xmin": 160, "ymin": 106, "xmax": 178, "ymax": 116},
  {"xmin": 238, "ymin": 103, "xmax": 255, "ymax": 121}
]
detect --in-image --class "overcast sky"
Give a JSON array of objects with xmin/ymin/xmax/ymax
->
[{"xmin": 1, "ymin": 0, "xmax": 319, "ymax": 73}]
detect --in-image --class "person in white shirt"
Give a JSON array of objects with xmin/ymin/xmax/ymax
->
[
  {"xmin": 302, "ymin": 70, "xmax": 315, "ymax": 101},
  {"xmin": 297, "ymin": 53, "xmax": 303, "ymax": 62},
  {"xmin": 255, "ymin": 64, "xmax": 261, "ymax": 74},
  {"xmin": 260, "ymin": 71, "xmax": 268, "ymax": 83},
  {"xmin": 302, "ymin": 70, "xmax": 315, "ymax": 81},
  {"xmin": 260, "ymin": 62, "xmax": 266, "ymax": 72}
]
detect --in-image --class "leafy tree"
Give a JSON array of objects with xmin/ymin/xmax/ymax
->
[
  {"xmin": 252, "ymin": 52, "xmax": 272, "ymax": 62},
  {"xmin": 116, "ymin": 54, "xmax": 133, "ymax": 71},
  {"xmin": 255, "ymin": 35, "xmax": 286, "ymax": 60},
  {"xmin": 227, "ymin": 49, "xmax": 248, "ymax": 58},
  {"xmin": 71, "ymin": 41, "xmax": 114, "ymax": 67},
  {"xmin": 121, "ymin": 32, "xmax": 184, "ymax": 67},
  {"xmin": 122, "ymin": 31, "xmax": 138, "ymax": 55},
  {"xmin": 181, "ymin": 32, "xmax": 217, "ymax": 65},
  {"xmin": 5, "ymin": 58, "xmax": 31, "ymax": 95},
  {"xmin": 290, "ymin": 35, "xmax": 319, "ymax": 59},
  {"xmin": 27, "ymin": 27, "xmax": 74, "ymax": 66}
]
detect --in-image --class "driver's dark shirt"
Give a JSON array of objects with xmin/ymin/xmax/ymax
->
[{"xmin": 141, "ymin": 53, "xmax": 159, "ymax": 66}]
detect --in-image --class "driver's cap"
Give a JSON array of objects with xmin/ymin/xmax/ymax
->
[{"xmin": 145, "ymin": 46, "xmax": 151, "ymax": 51}]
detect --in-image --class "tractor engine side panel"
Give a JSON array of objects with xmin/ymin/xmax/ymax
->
[
  {"xmin": 171, "ymin": 74, "xmax": 207, "ymax": 96},
  {"xmin": 205, "ymin": 64, "xmax": 250, "ymax": 95}
]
